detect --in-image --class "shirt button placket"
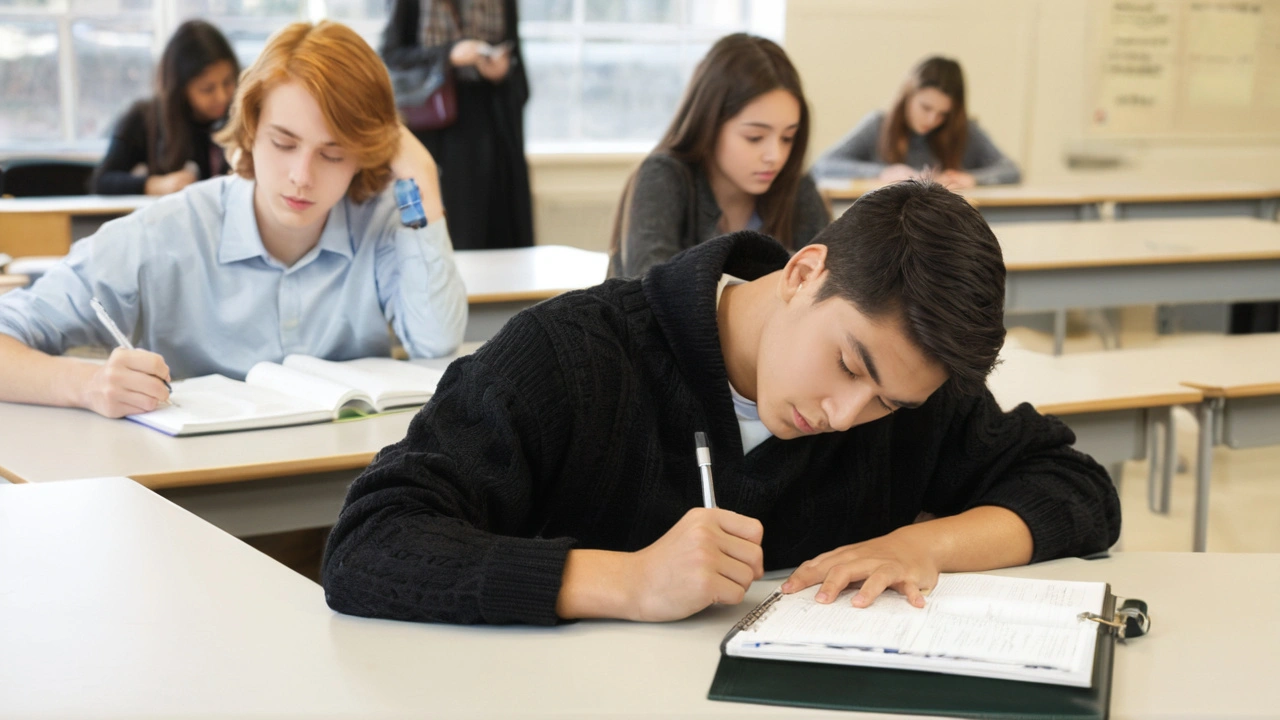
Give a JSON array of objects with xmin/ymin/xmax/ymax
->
[{"xmin": 279, "ymin": 273, "xmax": 301, "ymax": 352}]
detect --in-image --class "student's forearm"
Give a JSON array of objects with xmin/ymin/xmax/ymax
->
[
  {"xmin": 0, "ymin": 335, "xmax": 94, "ymax": 408},
  {"xmin": 555, "ymin": 548, "xmax": 635, "ymax": 620},
  {"xmin": 893, "ymin": 505, "xmax": 1034, "ymax": 572}
]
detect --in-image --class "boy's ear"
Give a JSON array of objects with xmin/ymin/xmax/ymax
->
[{"xmin": 781, "ymin": 244, "xmax": 829, "ymax": 301}]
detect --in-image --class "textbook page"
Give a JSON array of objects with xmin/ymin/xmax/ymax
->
[
  {"xmin": 245, "ymin": 361, "xmax": 373, "ymax": 416},
  {"xmin": 281, "ymin": 355, "xmax": 443, "ymax": 411},
  {"xmin": 727, "ymin": 574, "xmax": 1106, "ymax": 687},
  {"xmin": 127, "ymin": 375, "xmax": 334, "ymax": 436}
]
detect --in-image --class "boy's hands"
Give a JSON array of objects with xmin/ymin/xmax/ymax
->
[
  {"xmin": 557, "ymin": 508, "xmax": 764, "ymax": 622},
  {"xmin": 781, "ymin": 528, "xmax": 940, "ymax": 609},
  {"xmin": 80, "ymin": 347, "xmax": 172, "ymax": 418}
]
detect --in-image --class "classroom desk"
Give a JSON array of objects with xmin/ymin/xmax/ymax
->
[
  {"xmin": 820, "ymin": 179, "xmax": 1100, "ymax": 223},
  {"xmin": 999, "ymin": 217, "xmax": 1280, "ymax": 354},
  {"xmin": 0, "ymin": 349, "xmax": 473, "ymax": 536},
  {"xmin": 2, "ymin": 477, "xmax": 1276, "ymax": 719},
  {"xmin": 0, "ymin": 194, "xmax": 153, "ymax": 256},
  {"xmin": 987, "ymin": 347, "xmax": 1201, "ymax": 507},
  {"xmin": 454, "ymin": 244, "xmax": 608, "ymax": 341},
  {"xmin": 0, "ymin": 273, "xmax": 27, "ymax": 295},
  {"xmin": 997, "ymin": 335, "xmax": 1280, "ymax": 552},
  {"xmin": 820, "ymin": 178, "xmax": 1280, "ymax": 224}
]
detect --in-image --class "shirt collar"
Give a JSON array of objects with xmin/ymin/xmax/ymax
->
[{"xmin": 218, "ymin": 177, "xmax": 354, "ymax": 266}]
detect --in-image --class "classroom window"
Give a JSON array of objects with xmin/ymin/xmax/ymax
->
[{"xmin": 0, "ymin": 0, "xmax": 784, "ymax": 156}]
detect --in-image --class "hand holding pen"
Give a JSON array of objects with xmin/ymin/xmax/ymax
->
[{"xmin": 83, "ymin": 297, "xmax": 177, "ymax": 417}]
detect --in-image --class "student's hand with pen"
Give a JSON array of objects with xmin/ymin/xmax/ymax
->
[
  {"xmin": 935, "ymin": 169, "xmax": 976, "ymax": 190},
  {"xmin": 79, "ymin": 347, "xmax": 173, "ymax": 418},
  {"xmin": 556, "ymin": 508, "xmax": 764, "ymax": 622},
  {"xmin": 877, "ymin": 164, "xmax": 917, "ymax": 183},
  {"xmin": 780, "ymin": 528, "xmax": 939, "ymax": 610}
]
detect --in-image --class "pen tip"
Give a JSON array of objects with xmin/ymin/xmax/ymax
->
[{"xmin": 694, "ymin": 431, "xmax": 707, "ymax": 447}]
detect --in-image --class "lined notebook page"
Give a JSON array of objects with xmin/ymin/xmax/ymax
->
[{"xmin": 730, "ymin": 574, "xmax": 1106, "ymax": 684}]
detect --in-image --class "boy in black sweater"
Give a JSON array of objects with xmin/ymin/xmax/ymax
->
[{"xmin": 323, "ymin": 181, "xmax": 1120, "ymax": 626}]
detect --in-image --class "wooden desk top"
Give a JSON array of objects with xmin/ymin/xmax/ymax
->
[
  {"xmin": 454, "ymin": 245, "xmax": 608, "ymax": 303},
  {"xmin": 2, "ymin": 476, "xmax": 1276, "ymax": 719},
  {"xmin": 998, "ymin": 217, "xmax": 1280, "ymax": 270},
  {"xmin": 0, "ymin": 402, "xmax": 416, "ymax": 488},
  {"xmin": 989, "ymin": 347, "xmax": 1203, "ymax": 415},
  {"xmin": 0, "ymin": 273, "xmax": 28, "ymax": 294},
  {"xmin": 0, "ymin": 194, "xmax": 153, "ymax": 215},
  {"xmin": 819, "ymin": 178, "xmax": 1280, "ymax": 207},
  {"xmin": 0, "ymin": 349, "xmax": 476, "ymax": 489}
]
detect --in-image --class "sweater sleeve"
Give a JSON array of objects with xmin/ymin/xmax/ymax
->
[
  {"xmin": 613, "ymin": 155, "xmax": 695, "ymax": 278},
  {"xmin": 91, "ymin": 103, "xmax": 150, "ymax": 195},
  {"xmin": 791, "ymin": 173, "xmax": 832, "ymax": 246},
  {"xmin": 891, "ymin": 390, "xmax": 1120, "ymax": 562},
  {"xmin": 962, "ymin": 122, "xmax": 1022, "ymax": 186},
  {"xmin": 811, "ymin": 111, "xmax": 888, "ymax": 180},
  {"xmin": 322, "ymin": 314, "xmax": 576, "ymax": 626}
]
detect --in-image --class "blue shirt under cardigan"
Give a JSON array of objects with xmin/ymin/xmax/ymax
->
[{"xmin": 0, "ymin": 175, "xmax": 467, "ymax": 380}]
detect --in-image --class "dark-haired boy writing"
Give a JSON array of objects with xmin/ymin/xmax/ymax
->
[{"xmin": 323, "ymin": 181, "xmax": 1119, "ymax": 625}]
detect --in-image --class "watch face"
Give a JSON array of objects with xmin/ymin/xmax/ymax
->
[{"xmin": 394, "ymin": 178, "xmax": 428, "ymax": 229}]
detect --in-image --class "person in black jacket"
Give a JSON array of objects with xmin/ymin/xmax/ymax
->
[
  {"xmin": 92, "ymin": 20, "xmax": 239, "ymax": 196},
  {"xmin": 381, "ymin": 0, "xmax": 533, "ymax": 250},
  {"xmin": 322, "ymin": 180, "xmax": 1121, "ymax": 626}
]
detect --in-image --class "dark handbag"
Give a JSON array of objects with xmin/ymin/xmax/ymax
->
[{"xmin": 390, "ymin": 60, "xmax": 457, "ymax": 132}]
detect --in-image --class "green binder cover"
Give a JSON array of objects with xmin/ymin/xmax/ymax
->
[{"xmin": 708, "ymin": 592, "xmax": 1115, "ymax": 720}]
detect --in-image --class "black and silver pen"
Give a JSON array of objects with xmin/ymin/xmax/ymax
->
[{"xmin": 694, "ymin": 431, "xmax": 717, "ymax": 509}]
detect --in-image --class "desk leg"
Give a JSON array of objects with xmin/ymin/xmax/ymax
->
[
  {"xmin": 1146, "ymin": 406, "xmax": 1174, "ymax": 515},
  {"xmin": 1053, "ymin": 309, "xmax": 1066, "ymax": 356},
  {"xmin": 1192, "ymin": 399, "xmax": 1221, "ymax": 553}
]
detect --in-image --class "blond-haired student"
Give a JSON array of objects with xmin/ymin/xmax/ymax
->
[{"xmin": 0, "ymin": 21, "xmax": 466, "ymax": 419}]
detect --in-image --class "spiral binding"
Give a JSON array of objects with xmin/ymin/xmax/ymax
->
[{"xmin": 736, "ymin": 589, "xmax": 785, "ymax": 632}]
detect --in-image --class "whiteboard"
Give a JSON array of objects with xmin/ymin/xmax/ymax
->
[{"xmin": 1088, "ymin": 0, "xmax": 1280, "ymax": 140}]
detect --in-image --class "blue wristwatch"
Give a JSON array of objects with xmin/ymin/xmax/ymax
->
[{"xmin": 394, "ymin": 178, "xmax": 428, "ymax": 229}]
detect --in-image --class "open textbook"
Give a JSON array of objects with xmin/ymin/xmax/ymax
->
[
  {"xmin": 128, "ymin": 355, "xmax": 445, "ymax": 436},
  {"xmin": 722, "ymin": 573, "xmax": 1108, "ymax": 688}
]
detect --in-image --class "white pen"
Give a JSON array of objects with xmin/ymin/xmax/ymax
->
[
  {"xmin": 694, "ymin": 431, "xmax": 717, "ymax": 509},
  {"xmin": 89, "ymin": 296, "xmax": 176, "ymax": 402}
]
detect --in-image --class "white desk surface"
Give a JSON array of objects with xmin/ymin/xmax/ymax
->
[
  {"xmin": 989, "ymin": 347, "xmax": 1203, "ymax": 415},
  {"xmin": 819, "ymin": 178, "xmax": 1280, "ymax": 206},
  {"xmin": 2, "ymin": 476, "xmax": 1276, "ymax": 719},
  {"xmin": 454, "ymin": 244, "xmax": 608, "ymax": 303},
  {"xmin": 998, "ymin": 217, "xmax": 1280, "ymax": 270},
  {"xmin": 0, "ymin": 400, "xmax": 416, "ymax": 488},
  {"xmin": 0, "ymin": 194, "xmax": 154, "ymax": 214},
  {"xmin": 0, "ymin": 348, "xmax": 478, "ymax": 489}
]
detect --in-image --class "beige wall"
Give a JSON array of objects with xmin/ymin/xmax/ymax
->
[{"xmin": 532, "ymin": 0, "xmax": 1280, "ymax": 251}]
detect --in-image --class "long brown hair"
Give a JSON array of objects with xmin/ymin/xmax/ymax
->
[
  {"xmin": 878, "ymin": 56, "xmax": 967, "ymax": 171},
  {"xmin": 610, "ymin": 33, "xmax": 810, "ymax": 254},
  {"xmin": 151, "ymin": 20, "xmax": 239, "ymax": 173}
]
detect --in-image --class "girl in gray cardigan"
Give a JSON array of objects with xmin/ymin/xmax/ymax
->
[
  {"xmin": 813, "ymin": 56, "xmax": 1020, "ymax": 188},
  {"xmin": 608, "ymin": 34, "xmax": 830, "ymax": 279}
]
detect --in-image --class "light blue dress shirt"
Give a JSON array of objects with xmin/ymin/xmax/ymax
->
[{"xmin": 0, "ymin": 175, "xmax": 467, "ymax": 380}]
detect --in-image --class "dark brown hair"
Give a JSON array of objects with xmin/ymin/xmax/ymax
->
[
  {"xmin": 152, "ymin": 20, "xmax": 239, "ymax": 173},
  {"xmin": 878, "ymin": 56, "xmax": 968, "ymax": 171},
  {"xmin": 814, "ymin": 180, "xmax": 1005, "ymax": 397},
  {"xmin": 610, "ymin": 33, "xmax": 811, "ymax": 254}
]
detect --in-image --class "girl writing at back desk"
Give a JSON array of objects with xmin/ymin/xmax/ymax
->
[
  {"xmin": 812, "ymin": 56, "xmax": 1021, "ymax": 190},
  {"xmin": 0, "ymin": 21, "xmax": 466, "ymax": 418}
]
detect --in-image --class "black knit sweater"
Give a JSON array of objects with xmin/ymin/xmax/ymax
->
[{"xmin": 322, "ymin": 233, "xmax": 1120, "ymax": 626}]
